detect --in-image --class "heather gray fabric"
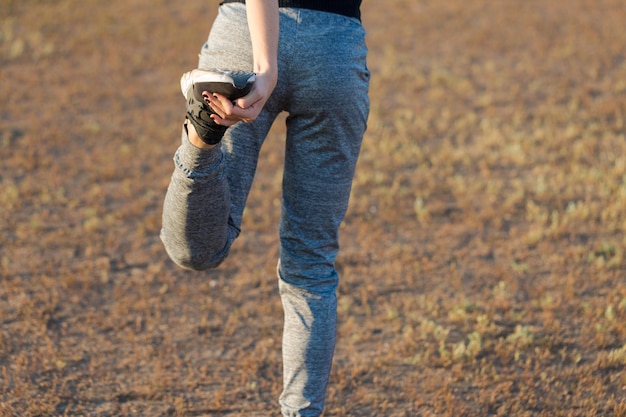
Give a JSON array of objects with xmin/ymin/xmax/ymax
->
[{"xmin": 161, "ymin": 4, "xmax": 369, "ymax": 416}]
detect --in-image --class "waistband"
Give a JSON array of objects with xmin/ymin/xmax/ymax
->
[{"xmin": 220, "ymin": 0, "xmax": 361, "ymax": 20}]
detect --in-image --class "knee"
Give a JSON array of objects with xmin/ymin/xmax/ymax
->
[
  {"xmin": 161, "ymin": 238, "xmax": 226, "ymax": 271},
  {"xmin": 170, "ymin": 253, "xmax": 224, "ymax": 271},
  {"xmin": 277, "ymin": 258, "xmax": 339, "ymax": 297}
]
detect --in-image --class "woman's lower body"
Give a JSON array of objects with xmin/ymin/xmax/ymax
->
[{"xmin": 161, "ymin": 4, "xmax": 369, "ymax": 416}]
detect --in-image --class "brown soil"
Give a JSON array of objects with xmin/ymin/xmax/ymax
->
[{"xmin": 2, "ymin": 0, "xmax": 626, "ymax": 416}]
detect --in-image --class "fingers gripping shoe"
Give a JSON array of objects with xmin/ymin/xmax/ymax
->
[{"xmin": 180, "ymin": 69, "xmax": 256, "ymax": 145}]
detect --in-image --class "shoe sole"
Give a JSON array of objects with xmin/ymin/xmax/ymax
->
[{"xmin": 181, "ymin": 69, "xmax": 255, "ymax": 102}]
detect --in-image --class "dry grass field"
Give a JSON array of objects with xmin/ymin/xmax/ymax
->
[{"xmin": 2, "ymin": 0, "xmax": 626, "ymax": 415}]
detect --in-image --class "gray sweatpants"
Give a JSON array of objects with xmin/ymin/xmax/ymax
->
[{"xmin": 161, "ymin": 4, "xmax": 369, "ymax": 416}]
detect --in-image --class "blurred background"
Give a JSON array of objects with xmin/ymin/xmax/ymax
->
[{"xmin": 1, "ymin": 1, "xmax": 625, "ymax": 415}]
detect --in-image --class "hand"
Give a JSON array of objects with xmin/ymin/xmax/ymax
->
[{"xmin": 202, "ymin": 71, "xmax": 277, "ymax": 127}]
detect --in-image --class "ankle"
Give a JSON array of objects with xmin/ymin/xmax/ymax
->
[{"xmin": 187, "ymin": 122, "xmax": 218, "ymax": 150}]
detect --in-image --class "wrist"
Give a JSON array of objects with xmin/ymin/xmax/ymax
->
[
  {"xmin": 254, "ymin": 65, "xmax": 277, "ymax": 78},
  {"xmin": 254, "ymin": 68, "xmax": 278, "ymax": 89}
]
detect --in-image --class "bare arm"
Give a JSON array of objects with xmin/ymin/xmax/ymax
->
[
  {"xmin": 208, "ymin": 0, "xmax": 279, "ymax": 125},
  {"xmin": 247, "ymin": 0, "xmax": 279, "ymax": 84}
]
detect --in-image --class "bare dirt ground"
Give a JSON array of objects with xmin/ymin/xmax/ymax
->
[{"xmin": 2, "ymin": 0, "xmax": 626, "ymax": 416}]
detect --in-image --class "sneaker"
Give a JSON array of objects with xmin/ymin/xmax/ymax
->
[{"xmin": 181, "ymin": 69, "xmax": 255, "ymax": 145}]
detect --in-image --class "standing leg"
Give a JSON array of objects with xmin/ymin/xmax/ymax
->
[{"xmin": 277, "ymin": 9, "xmax": 370, "ymax": 417}]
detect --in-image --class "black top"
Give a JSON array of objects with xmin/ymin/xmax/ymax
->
[{"xmin": 220, "ymin": 0, "xmax": 362, "ymax": 20}]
